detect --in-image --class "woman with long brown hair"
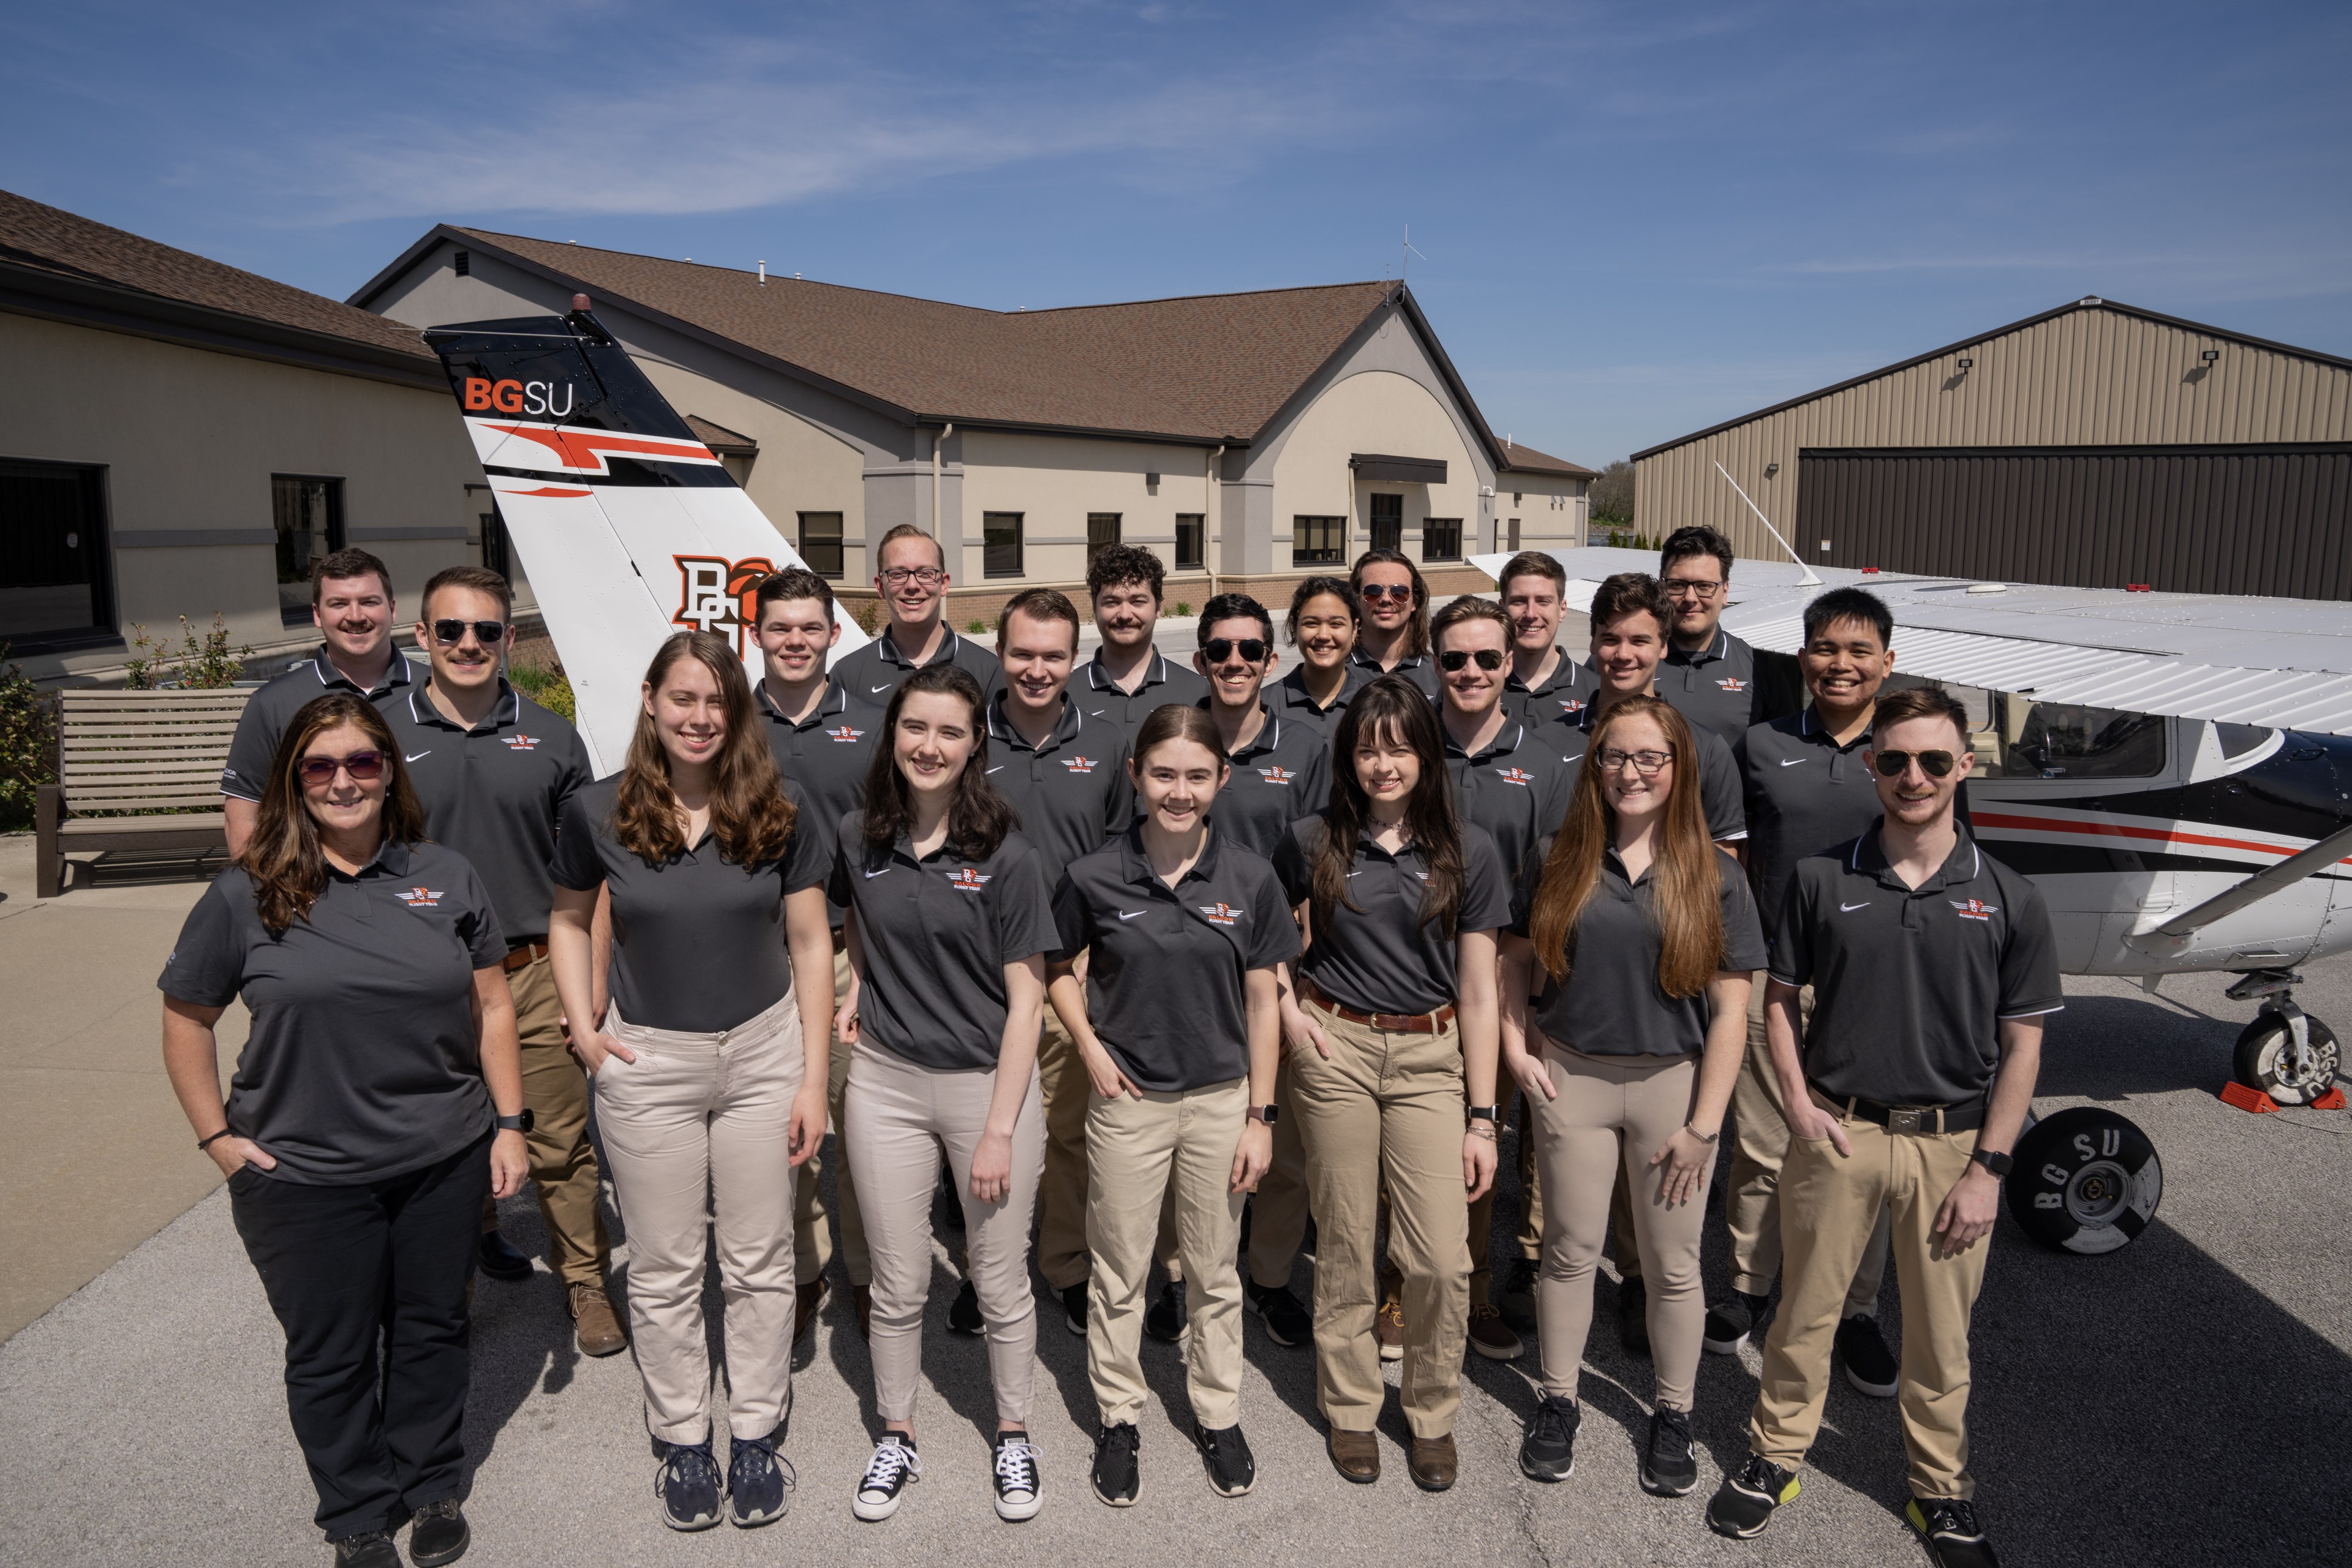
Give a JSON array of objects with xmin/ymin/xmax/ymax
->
[
  {"xmin": 548, "ymin": 631, "xmax": 835, "ymax": 1533},
  {"xmin": 1265, "ymin": 576, "xmax": 1367, "ymax": 733},
  {"xmin": 1502, "ymin": 694, "xmax": 1765, "ymax": 1496},
  {"xmin": 160, "ymin": 692, "xmax": 528, "ymax": 1568},
  {"xmin": 1272, "ymin": 674, "xmax": 1508, "ymax": 1491}
]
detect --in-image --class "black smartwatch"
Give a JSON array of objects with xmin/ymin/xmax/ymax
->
[
  {"xmin": 1251, "ymin": 1105, "xmax": 1280, "ymax": 1126},
  {"xmin": 1467, "ymin": 1105, "xmax": 1502, "ymax": 1124},
  {"xmin": 496, "ymin": 1109, "xmax": 535, "ymax": 1134},
  {"xmin": 1969, "ymin": 1146, "xmax": 2013, "ymax": 1178}
]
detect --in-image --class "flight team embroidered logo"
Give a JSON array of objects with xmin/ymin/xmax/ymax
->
[
  {"xmin": 1257, "ymin": 764, "xmax": 1297, "ymax": 785},
  {"xmin": 946, "ymin": 869, "xmax": 993, "ymax": 892},
  {"xmin": 826, "ymin": 725, "xmax": 865, "ymax": 744},
  {"xmin": 1717, "ymin": 677, "xmax": 1750, "ymax": 693},
  {"xmin": 1557, "ymin": 697, "xmax": 1587, "ymax": 714},
  {"xmin": 502, "ymin": 734, "xmax": 540, "ymax": 751},
  {"xmin": 1061, "ymin": 755, "xmax": 1099, "ymax": 774},
  {"xmin": 1496, "ymin": 766, "xmax": 1536, "ymax": 787},
  {"xmin": 397, "ymin": 887, "xmax": 444, "ymax": 908},
  {"xmin": 671, "ymin": 554, "xmax": 778, "ymax": 654},
  {"xmin": 1196, "ymin": 902, "xmax": 1244, "ymax": 925},
  {"xmin": 1950, "ymin": 897, "xmax": 1999, "ymax": 922}
]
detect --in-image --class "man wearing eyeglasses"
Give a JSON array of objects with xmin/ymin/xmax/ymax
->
[
  {"xmin": 827, "ymin": 523, "xmax": 1003, "ymax": 704},
  {"xmin": 381, "ymin": 567, "xmax": 623, "ymax": 1357},
  {"xmin": 1709, "ymin": 685, "xmax": 2054, "ymax": 1568},
  {"xmin": 1657, "ymin": 527, "xmax": 1772, "ymax": 749}
]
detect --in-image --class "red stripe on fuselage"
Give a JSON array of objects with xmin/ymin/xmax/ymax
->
[
  {"xmin": 500, "ymin": 485, "xmax": 594, "ymax": 497},
  {"xmin": 1971, "ymin": 809, "xmax": 2352, "ymax": 865}
]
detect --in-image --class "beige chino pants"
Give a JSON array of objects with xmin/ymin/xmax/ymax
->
[
  {"xmin": 1035, "ymin": 1007, "xmax": 1093, "ymax": 1292},
  {"xmin": 792, "ymin": 945, "xmax": 869, "ymax": 1289},
  {"xmin": 505, "ymin": 954, "xmax": 611, "ymax": 1287},
  {"xmin": 595, "ymin": 991, "xmax": 804, "ymax": 1444}
]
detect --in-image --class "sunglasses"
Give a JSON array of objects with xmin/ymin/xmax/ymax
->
[
  {"xmin": 1359, "ymin": 583, "xmax": 1415, "ymax": 602},
  {"xmin": 1871, "ymin": 749, "xmax": 1958, "ymax": 778},
  {"xmin": 431, "ymin": 618, "xmax": 508, "ymax": 646},
  {"xmin": 299, "ymin": 750, "xmax": 386, "ymax": 786},
  {"xmin": 1202, "ymin": 637, "xmax": 1268, "ymax": 663},
  {"xmin": 1438, "ymin": 648, "xmax": 1505, "ymax": 672}
]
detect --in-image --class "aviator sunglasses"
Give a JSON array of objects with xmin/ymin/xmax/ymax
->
[
  {"xmin": 1871, "ymin": 748, "xmax": 1958, "ymax": 778},
  {"xmin": 1438, "ymin": 649, "xmax": 1505, "ymax": 673},
  {"xmin": 1358, "ymin": 583, "xmax": 1416, "ymax": 602},
  {"xmin": 1203, "ymin": 637, "xmax": 1268, "ymax": 663},
  {"xmin": 431, "ymin": 618, "xmax": 508, "ymax": 646},
  {"xmin": 299, "ymin": 750, "xmax": 386, "ymax": 786}
]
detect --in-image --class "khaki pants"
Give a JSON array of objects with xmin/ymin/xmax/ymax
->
[
  {"xmin": 1289, "ymin": 1003, "xmax": 1470, "ymax": 1438},
  {"xmin": 1531, "ymin": 1048, "xmax": 1710, "ymax": 1409},
  {"xmin": 1086, "ymin": 1076, "xmax": 1249, "ymax": 1428},
  {"xmin": 596, "ymin": 992, "xmax": 804, "ymax": 1444},
  {"xmin": 1730, "ymin": 980, "xmax": 1890, "ymax": 1312},
  {"xmin": 792, "ymin": 946, "xmax": 867, "ymax": 1288},
  {"xmin": 1513, "ymin": 1090, "xmax": 1544, "ymax": 1262},
  {"xmin": 847, "ymin": 1041, "xmax": 1045, "ymax": 1427},
  {"xmin": 1747, "ymin": 1101, "xmax": 1990, "ymax": 1499},
  {"xmin": 502, "ymin": 955, "xmax": 611, "ymax": 1287},
  {"xmin": 1246, "ymin": 1057, "xmax": 1311, "ymax": 1288},
  {"xmin": 1035, "ymin": 1007, "xmax": 1093, "ymax": 1292}
]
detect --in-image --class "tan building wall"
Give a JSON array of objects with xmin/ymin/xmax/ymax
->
[
  {"xmin": 0, "ymin": 312, "xmax": 487, "ymax": 682},
  {"xmin": 1635, "ymin": 303, "xmax": 2352, "ymax": 565},
  {"xmin": 951, "ymin": 429, "xmax": 1216, "ymax": 619},
  {"xmin": 1493, "ymin": 469, "xmax": 1588, "ymax": 552},
  {"xmin": 1270, "ymin": 369, "xmax": 1484, "ymax": 569}
]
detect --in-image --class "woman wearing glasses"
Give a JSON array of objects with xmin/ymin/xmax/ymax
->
[
  {"xmin": 1265, "ymin": 576, "xmax": 1368, "ymax": 734},
  {"xmin": 160, "ymin": 693, "xmax": 529, "ymax": 1568},
  {"xmin": 1501, "ymin": 695, "xmax": 1765, "ymax": 1497},
  {"xmin": 1347, "ymin": 550, "xmax": 1440, "ymax": 700}
]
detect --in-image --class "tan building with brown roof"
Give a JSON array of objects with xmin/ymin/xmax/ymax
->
[{"xmin": 353, "ymin": 227, "xmax": 1594, "ymax": 625}]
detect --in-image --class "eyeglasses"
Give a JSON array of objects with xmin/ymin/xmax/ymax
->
[
  {"xmin": 1662, "ymin": 579, "xmax": 1724, "ymax": 598},
  {"xmin": 880, "ymin": 567, "xmax": 945, "ymax": 587},
  {"xmin": 431, "ymin": 618, "xmax": 508, "ymax": 646},
  {"xmin": 298, "ymin": 750, "xmax": 385, "ymax": 786},
  {"xmin": 1871, "ymin": 749, "xmax": 1958, "ymax": 778},
  {"xmin": 1359, "ymin": 583, "xmax": 1415, "ymax": 602},
  {"xmin": 1594, "ymin": 747, "xmax": 1674, "ymax": 775},
  {"xmin": 1202, "ymin": 637, "xmax": 1268, "ymax": 663},
  {"xmin": 1438, "ymin": 649, "xmax": 1505, "ymax": 672}
]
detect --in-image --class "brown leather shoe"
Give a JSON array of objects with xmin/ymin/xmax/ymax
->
[
  {"xmin": 1376, "ymin": 1300, "xmax": 1406, "ymax": 1362},
  {"xmin": 1327, "ymin": 1427, "xmax": 1379, "ymax": 1484},
  {"xmin": 1408, "ymin": 1433, "xmax": 1458, "ymax": 1491},
  {"xmin": 852, "ymin": 1284, "xmax": 872, "ymax": 1340},
  {"xmin": 569, "ymin": 1283, "xmax": 626, "ymax": 1357},
  {"xmin": 794, "ymin": 1276, "xmax": 830, "ymax": 1341}
]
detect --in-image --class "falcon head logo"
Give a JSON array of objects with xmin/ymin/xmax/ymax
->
[
  {"xmin": 1196, "ymin": 902, "xmax": 1244, "ymax": 925},
  {"xmin": 945, "ymin": 869, "xmax": 993, "ymax": 892},
  {"xmin": 1496, "ymin": 766, "xmax": 1535, "ymax": 787},
  {"xmin": 1257, "ymin": 764, "xmax": 1297, "ymax": 785},
  {"xmin": 1556, "ymin": 697, "xmax": 1587, "ymax": 715},
  {"xmin": 502, "ymin": 734, "xmax": 540, "ymax": 751},
  {"xmin": 826, "ymin": 724, "xmax": 866, "ymax": 744},
  {"xmin": 1061, "ymin": 755, "xmax": 1099, "ymax": 775},
  {"xmin": 396, "ymin": 887, "xmax": 444, "ymax": 908},
  {"xmin": 1716, "ymin": 677, "xmax": 1750, "ymax": 693},
  {"xmin": 1950, "ymin": 897, "xmax": 1999, "ymax": 922}
]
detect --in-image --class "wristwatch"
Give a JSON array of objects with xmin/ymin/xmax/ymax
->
[
  {"xmin": 496, "ymin": 1109, "xmax": 535, "ymax": 1134},
  {"xmin": 1467, "ymin": 1105, "xmax": 1502, "ymax": 1124},
  {"xmin": 1969, "ymin": 1146, "xmax": 2013, "ymax": 1178},
  {"xmin": 1250, "ymin": 1105, "xmax": 1280, "ymax": 1126}
]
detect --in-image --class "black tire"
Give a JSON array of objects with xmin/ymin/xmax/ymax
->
[
  {"xmin": 2005, "ymin": 1107, "xmax": 2162, "ymax": 1255},
  {"xmin": 2231, "ymin": 1014, "xmax": 2341, "ymax": 1106}
]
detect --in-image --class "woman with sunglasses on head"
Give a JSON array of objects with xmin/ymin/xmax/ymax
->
[
  {"xmin": 1272, "ymin": 676, "xmax": 1510, "ymax": 1491},
  {"xmin": 1265, "ymin": 576, "xmax": 1369, "ymax": 734},
  {"xmin": 548, "ymin": 631, "xmax": 837, "ymax": 1534},
  {"xmin": 161, "ymin": 693, "xmax": 529, "ymax": 1568},
  {"xmin": 1500, "ymin": 695, "xmax": 1765, "ymax": 1497},
  {"xmin": 832, "ymin": 663, "xmax": 1058, "ymax": 1524},
  {"xmin": 1347, "ymin": 549, "xmax": 1441, "ymax": 701}
]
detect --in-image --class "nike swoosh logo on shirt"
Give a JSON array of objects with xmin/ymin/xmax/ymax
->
[
  {"xmin": 405, "ymin": 751, "xmax": 431, "ymax": 762},
  {"xmin": 1779, "ymin": 758, "xmax": 1807, "ymax": 767},
  {"xmin": 1841, "ymin": 901, "xmax": 1871, "ymax": 911},
  {"xmin": 864, "ymin": 868, "xmax": 890, "ymax": 879},
  {"xmin": 1118, "ymin": 910, "xmax": 1146, "ymax": 921},
  {"xmin": 986, "ymin": 766, "xmax": 1004, "ymax": 774},
  {"xmin": 870, "ymin": 684, "xmax": 891, "ymax": 693}
]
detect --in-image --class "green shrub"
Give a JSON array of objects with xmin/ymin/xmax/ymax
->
[
  {"xmin": 0, "ymin": 645, "xmax": 59, "ymax": 832},
  {"xmin": 122, "ymin": 615, "xmax": 251, "ymax": 690},
  {"xmin": 967, "ymin": 617, "xmax": 990, "ymax": 634},
  {"xmin": 507, "ymin": 663, "xmax": 576, "ymax": 723},
  {"xmin": 1172, "ymin": 601, "xmax": 1193, "ymax": 617}
]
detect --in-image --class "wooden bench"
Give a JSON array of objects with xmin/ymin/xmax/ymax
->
[{"xmin": 34, "ymin": 688, "xmax": 253, "ymax": 898}]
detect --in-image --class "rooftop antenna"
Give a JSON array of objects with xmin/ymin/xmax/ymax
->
[
  {"xmin": 1714, "ymin": 460, "xmax": 1821, "ymax": 586},
  {"xmin": 1401, "ymin": 224, "xmax": 1427, "ymax": 285},
  {"xmin": 758, "ymin": 260, "xmax": 766, "ymax": 285}
]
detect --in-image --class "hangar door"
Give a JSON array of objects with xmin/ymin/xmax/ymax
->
[{"xmin": 1797, "ymin": 444, "xmax": 2352, "ymax": 600}]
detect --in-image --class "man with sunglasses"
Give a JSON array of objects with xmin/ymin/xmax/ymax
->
[
  {"xmin": 1709, "ymin": 686, "xmax": 2056, "ymax": 1568},
  {"xmin": 829, "ymin": 524, "xmax": 1002, "ymax": 704},
  {"xmin": 382, "ymin": 567, "xmax": 622, "ymax": 1355},
  {"xmin": 1496, "ymin": 551, "xmax": 1602, "ymax": 728},
  {"xmin": 1657, "ymin": 527, "xmax": 1771, "ymax": 750},
  {"xmin": 1346, "ymin": 550, "xmax": 1441, "ymax": 699},
  {"xmin": 1080, "ymin": 543, "xmax": 1209, "ymax": 739}
]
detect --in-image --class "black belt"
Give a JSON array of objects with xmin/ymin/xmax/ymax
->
[{"xmin": 1809, "ymin": 1084, "xmax": 1986, "ymax": 1134}]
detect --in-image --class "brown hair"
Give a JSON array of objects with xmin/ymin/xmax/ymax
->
[
  {"xmin": 1430, "ymin": 594, "xmax": 1512, "ymax": 647},
  {"xmin": 859, "ymin": 663, "xmax": 1019, "ymax": 860},
  {"xmin": 754, "ymin": 565, "xmax": 834, "ymax": 621},
  {"xmin": 1350, "ymin": 549, "xmax": 1431, "ymax": 658},
  {"xmin": 422, "ymin": 564, "xmax": 512, "ymax": 620},
  {"xmin": 1870, "ymin": 683, "xmax": 1970, "ymax": 744},
  {"xmin": 1087, "ymin": 543, "xmax": 1166, "ymax": 605},
  {"xmin": 611, "ymin": 632, "xmax": 797, "ymax": 867},
  {"xmin": 238, "ymin": 693, "xmax": 425, "ymax": 936},
  {"xmin": 1527, "ymin": 695, "xmax": 1724, "ymax": 997},
  {"xmin": 875, "ymin": 522, "xmax": 944, "ymax": 571},
  {"xmin": 1131, "ymin": 703, "xmax": 1228, "ymax": 772},
  {"xmin": 997, "ymin": 587, "xmax": 1080, "ymax": 650},
  {"xmin": 1587, "ymin": 571, "xmax": 1671, "ymax": 636},
  {"xmin": 310, "ymin": 547, "xmax": 391, "ymax": 605},
  {"xmin": 1313, "ymin": 676, "xmax": 1464, "ymax": 937},
  {"xmin": 1660, "ymin": 524, "xmax": 1735, "ymax": 579},
  {"xmin": 1497, "ymin": 551, "xmax": 1567, "ymax": 596},
  {"xmin": 1285, "ymin": 576, "xmax": 1362, "ymax": 644}
]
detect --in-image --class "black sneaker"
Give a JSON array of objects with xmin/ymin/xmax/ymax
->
[
  {"xmin": 1193, "ymin": 1422, "xmax": 1256, "ymax": 1497},
  {"xmin": 1499, "ymin": 1256, "xmax": 1538, "ymax": 1333},
  {"xmin": 1518, "ymin": 1393, "xmax": 1579, "ymax": 1482},
  {"xmin": 1090, "ymin": 1422, "xmax": 1140, "ymax": 1507},
  {"xmin": 1838, "ymin": 1313, "xmax": 1900, "ymax": 1398},
  {"xmin": 654, "ymin": 1437, "xmax": 724, "ymax": 1531},
  {"xmin": 333, "ymin": 1532, "xmax": 399, "ymax": 1567},
  {"xmin": 1907, "ymin": 1497, "xmax": 1999, "ymax": 1568},
  {"xmin": 1706, "ymin": 1453, "xmax": 1799, "ymax": 1539},
  {"xmin": 992, "ymin": 1430, "xmax": 1044, "ymax": 1521},
  {"xmin": 1703, "ymin": 1290, "xmax": 1771, "ymax": 1355},
  {"xmin": 726, "ymin": 1430, "xmax": 793, "ymax": 1528},
  {"xmin": 948, "ymin": 1279, "xmax": 984, "ymax": 1335},
  {"xmin": 406, "ymin": 1498, "xmax": 469, "ymax": 1566},
  {"xmin": 475, "ymin": 1231, "xmax": 533, "ymax": 1283},
  {"xmin": 852, "ymin": 1434, "xmax": 920, "ymax": 1522},
  {"xmin": 1245, "ymin": 1280, "xmax": 1312, "ymax": 1348},
  {"xmin": 1061, "ymin": 1282, "xmax": 1089, "ymax": 1336},
  {"xmin": 1144, "ymin": 1279, "xmax": 1186, "ymax": 1343},
  {"xmin": 1638, "ymin": 1408, "xmax": 1698, "ymax": 1496},
  {"xmin": 1618, "ymin": 1275, "xmax": 1649, "ymax": 1356}
]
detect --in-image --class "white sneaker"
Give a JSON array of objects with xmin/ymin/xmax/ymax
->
[
  {"xmin": 992, "ymin": 1433, "xmax": 1043, "ymax": 1521},
  {"xmin": 852, "ymin": 1435, "xmax": 919, "ymax": 1521}
]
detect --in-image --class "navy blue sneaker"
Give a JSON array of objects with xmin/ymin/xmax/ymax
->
[
  {"xmin": 655, "ymin": 1436, "xmax": 724, "ymax": 1531},
  {"xmin": 726, "ymin": 1430, "xmax": 793, "ymax": 1528},
  {"xmin": 853, "ymin": 1434, "xmax": 920, "ymax": 1521}
]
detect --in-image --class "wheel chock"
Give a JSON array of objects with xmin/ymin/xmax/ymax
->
[
  {"xmin": 2219, "ymin": 1082, "xmax": 2280, "ymax": 1114},
  {"xmin": 2312, "ymin": 1086, "xmax": 2348, "ymax": 1111}
]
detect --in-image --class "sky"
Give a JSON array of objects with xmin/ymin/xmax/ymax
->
[{"xmin": 4, "ymin": 0, "xmax": 2348, "ymax": 467}]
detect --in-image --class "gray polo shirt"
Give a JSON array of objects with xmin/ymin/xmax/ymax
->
[
  {"xmin": 220, "ymin": 646, "xmax": 417, "ymax": 802},
  {"xmin": 1558, "ymin": 702, "xmax": 1747, "ymax": 842},
  {"xmin": 1659, "ymin": 627, "xmax": 1766, "ymax": 750},
  {"xmin": 1504, "ymin": 646, "xmax": 1603, "ymax": 729},
  {"xmin": 1511, "ymin": 842, "xmax": 1767, "ymax": 1058},
  {"xmin": 158, "ymin": 840, "xmax": 504, "ymax": 1185},
  {"xmin": 1274, "ymin": 813, "xmax": 1513, "ymax": 1016},
  {"xmin": 1444, "ymin": 718, "xmax": 1579, "ymax": 904},
  {"xmin": 1349, "ymin": 646, "xmax": 1441, "ymax": 701},
  {"xmin": 1771, "ymin": 827, "xmax": 2064, "ymax": 1106},
  {"xmin": 383, "ymin": 680, "xmax": 590, "ymax": 946},
  {"xmin": 829, "ymin": 625, "xmax": 1003, "ymax": 707},
  {"xmin": 1204, "ymin": 703, "xmax": 1333, "ymax": 859},
  {"xmin": 550, "ymin": 774, "xmax": 832, "ymax": 1034},
  {"xmin": 1050, "ymin": 827, "xmax": 1300, "ymax": 1091},
  {"xmin": 830, "ymin": 811, "xmax": 1059, "ymax": 1073},
  {"xmin": 757, "ymin": 677, "xmax": 886, "ymax": 929},
  {"xmin": 984, "ymin": 693, "xmax": 1134, "ymax": 884},
  {"xmin": 1264, "ymin": 665, "xmax": 1368, "ymax": 735},
  {"xmin": 1081, "ymin": 651, "xmax": 1212, "ymax": 742}
]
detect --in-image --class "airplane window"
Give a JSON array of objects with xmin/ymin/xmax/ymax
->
[
  {"xmin": 2215, "ymin": 723, "xmax": 2274, "ymax": 758},
  {"xmin": 1998, "ymin": 700, "xmax": 2166, "ymax": 778}
]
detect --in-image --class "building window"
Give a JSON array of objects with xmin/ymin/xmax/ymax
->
[
  {"xmin": 1175, "ymin": 513, "xmax": 1204, "ymax": 570},
  {"xmin": 0, "ymin": 459, "xmax": 113, "ymax": 652},
  {"xmin": 984, "ymin": 511, "xmax": 1025, "ymax": 578},
  {"xmin": 1368, "ymin": 492, "xmax": 1403, "ymax": 554},
  {"xmin": 1423, "ymin": 518, "xmax": 1462, "ymax": 562},
  {"xmin": 798, "ymin": 511, "xmax": 844, "ymax": 579},
  {"xmin": 1087, "ymin": 512, "xmax": 1121, "ymax": 567},
  {"xmin": 272, "ymin": 475, "xmax": 344, "ymax": 626},
  {"xmin": 1293, "ymin": 515, "xmax": 1344, "ymax": 567},
  {"xmin": 480, "ymin": 507, "xmax": 510, "ymax": 581}
]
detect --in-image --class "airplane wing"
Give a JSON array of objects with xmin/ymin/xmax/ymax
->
[
  {"xmin": 1471, "ymin": 546, "xmax": 2352, "ymax": 737},
  {"xmin": 421, "ymin": 298, "xmax": 866, "ymax": 773}
]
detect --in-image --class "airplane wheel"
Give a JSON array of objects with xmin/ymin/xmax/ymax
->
[
  {"xmin": 2232, "ymin": 1015, "xmax": 2341, "ymax": 1106},
  {"xmin": 2005, "ymin": 1108, "xmax": 2161, "ymax": 1255}
]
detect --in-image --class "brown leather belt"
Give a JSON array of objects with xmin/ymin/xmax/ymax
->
[
  {"xmin": 501, "ymin": 942, "xmax": 549, "ymax": 973},
  {"xmin": 1300, "ymin": 976, "xmax": 1457, "ymax": 1034}
]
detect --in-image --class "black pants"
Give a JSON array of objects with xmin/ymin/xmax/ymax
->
[{"xmin": 229, "ymin": 1133, "xmax": 489, "ymax": 1542}]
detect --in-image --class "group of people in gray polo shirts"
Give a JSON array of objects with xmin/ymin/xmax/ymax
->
[{"xmin": 162, "ymin": 526, "xmax": 2051, "ymax": 1568}]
